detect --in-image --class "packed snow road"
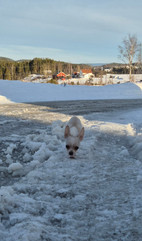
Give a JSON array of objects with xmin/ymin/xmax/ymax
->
[
  {"xmin": 0, "ymin": 100, "xmax": 142, "ymax": 241},
  {"xmin": 28, "ymin": 98, "xmax": 142, "ymax": 115}
]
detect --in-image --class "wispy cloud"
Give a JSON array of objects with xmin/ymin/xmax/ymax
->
[
  {"xmin": 0, "ymin": 0, "xmax": 142, "ymax": 63},
  {"xmin": 0, "ymin": 44, "xmax": 112, "ymax": 63}
]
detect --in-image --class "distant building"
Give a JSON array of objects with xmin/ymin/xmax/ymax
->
[
  {"xmin": 80, "ymin": 69, "xmax": 94, "ymax": 79},
  {"xmin": 72, "ymin": 72, "xmax": 80, "ymax": 78},
  {"xmin": 104, "ymin": 68, "xmax": 112, "ymax": 72},
  {"xmin": 57, "ymin": 72, "xmax": 66, "ymax": 80}
]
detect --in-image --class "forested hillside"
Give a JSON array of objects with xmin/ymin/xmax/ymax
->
[{"xmin": 0, "ymin": 57, "xmax": 90, "ymax": 80}]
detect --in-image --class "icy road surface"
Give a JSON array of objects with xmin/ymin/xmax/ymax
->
[{"xmin": 0, "ymin": 100, "xmax": 142, "ymax": 241}]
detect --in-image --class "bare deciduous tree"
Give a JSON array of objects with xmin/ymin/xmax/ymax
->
[
  {"xmin": 118, "ymin": 34, "xmax": 140, "ymax": 81},
  {"xmin": 137, "ymin": 43, "xmax": 142, "ymax": 73}
]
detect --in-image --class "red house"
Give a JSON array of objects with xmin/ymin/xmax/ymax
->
[
  {"xmin": 57, "ymin": 72, "xmax": 66, "ymax": 80},
  {"xmin": 81, "ymin": 69, "xmax": 93, "ymax": 75}
]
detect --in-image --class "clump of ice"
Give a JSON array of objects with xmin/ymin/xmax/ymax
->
[
  {"xmin": 6, "ymin": 154, "xmax": 13, "ymax": 164},
  {"xmin": 8, "ymin": 162, "xmax": 23, "ymax": 173},
  {"xmin": 130, "ymin": 133, "xmax": 142, "ymax": 161},
  {"xmin": 120, "ymin": 147, "xmax": 129, "ymax": 157},
  {"xmin": 6, "ymin": 144, "xmax": 17, "ymax": 155},
  {"xmin": 52, "ymin": 120, "xmax": 65, "ymax": 140},
  {"xmin": 33, "ymin": 143, "xmax": 53, "ymax": 162},
  {"xmin": 23, "ymin": 153, "xmax": 32, "ymax": 162}
]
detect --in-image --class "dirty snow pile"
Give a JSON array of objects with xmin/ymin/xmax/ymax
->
[{"xmin": 0, "ymin": 108, "xmax": 142, "ymax": 240}]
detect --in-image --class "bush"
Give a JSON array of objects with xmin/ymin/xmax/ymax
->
[{"xmin": 48, "ymin": 79, "xmax": 58, "ymax": 84}]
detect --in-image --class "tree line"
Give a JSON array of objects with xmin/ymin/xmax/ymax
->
[
  {"xmin": 1, "ymin": 34, "xmax": 142, "ymax": 81},
  {"xmin": 0, "ymin": 57, "xmax": 90, "ymax": 80}
]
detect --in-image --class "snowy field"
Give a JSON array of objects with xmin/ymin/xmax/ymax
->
[
  {"xmin": 0, "ymin": 79, "xmax": 142, "ymax": 103},
  {"xmin": 0, "ymin": 80, "xmax": 142, "ymax": 240}
]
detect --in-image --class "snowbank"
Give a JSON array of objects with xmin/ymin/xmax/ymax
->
[
  {"xmin": 0, "ymin": 79, "xmax": 142, "ymax": 104},
  {"xmin": 0, "ymin": 95, "xmax": 13, "ymax": 104},
  {"xmin": 136, "ymin": 82, "xmax": 142, "ymax": 90}
]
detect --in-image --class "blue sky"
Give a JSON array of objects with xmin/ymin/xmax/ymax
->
[{"xmin": 0, "ymin": 0, "xmax": 142, "ymax": 63}]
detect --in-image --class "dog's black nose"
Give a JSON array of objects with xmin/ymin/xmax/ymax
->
[{"xmin": 69, "ymin": 151, "xmax": 73, "ymax": 156}]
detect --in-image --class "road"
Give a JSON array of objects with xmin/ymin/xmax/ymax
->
[
  {"xmin": 0, "ymin": 99, "xmax": 142, "ymax": 240},
  {"xmin": 1, "ymin": 99, "xmax": 142, "ymax": 118},
  {"xmin": 0, "ymin": 99, "xmax": 142, "ymax": 136},
  {"xmin": 28, "ymin": 99, "xmax": 142, "ymax": 115}
]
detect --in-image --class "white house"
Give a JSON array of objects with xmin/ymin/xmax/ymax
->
[{"xmin": 80, "ymin": 69, "xmax": 94, "ymax": 79}]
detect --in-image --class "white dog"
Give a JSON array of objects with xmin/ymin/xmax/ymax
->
[{"xmin": 64, "ymin": 116, "xmax": 84, "ymax": 158}]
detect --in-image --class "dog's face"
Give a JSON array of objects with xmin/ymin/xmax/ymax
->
[
  {"xmin": 64, "ymin": 125, "xmax": 84, "ymax": 158},
  {"xmin": 65, "ymin": 136, "xmax": 80, "ymax": 158}
]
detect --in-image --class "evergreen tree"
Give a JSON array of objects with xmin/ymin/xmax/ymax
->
[
  {"xmin": 0, "ymin": 57, "xmax": 92, "ymax": 80},
  {"xmin": 4, "ymin": 67, "xmax": 11, "ymax": 80},
  {"xmin": 0, "ymin": 66, "xmax": 3, "ymax": 79}
]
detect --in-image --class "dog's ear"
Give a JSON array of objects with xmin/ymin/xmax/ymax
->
[
  {"xmin": 79, "ymin": 127, "xmax": 84, "ymax": 141},
  {"xmin": 64, "ymin": 125, "xmax": 70, "ymax": 138}
]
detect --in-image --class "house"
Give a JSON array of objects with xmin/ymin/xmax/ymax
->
[
  {"xmin": 80, "ymin": 69, "xmax": 94, "ymax": 79},
  {"xmin": 104, "ymin": 68, "xmax": 112, "ymax": 73},
  {"xmin": 72, "ymin": 72, "xmax": 80, "ymax": 78},
  {"xmin": 57, "ymin": 72, "xmax": 66, "ymax": 80}
]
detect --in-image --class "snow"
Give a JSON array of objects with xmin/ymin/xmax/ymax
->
[
  {"xmin": 8, "ymin": 163, "xmax": 23, "ymax": 173},
  {"xmin": 0, "ymin": 95, "xmax": 14, "ymax": 104},
  {"xmin": 0, "ymin": 79, "xmax": 142, "ymax": 240},
  {"xmin": 0, "ymin": 79, "xmax": 142, "ymax": 104}
]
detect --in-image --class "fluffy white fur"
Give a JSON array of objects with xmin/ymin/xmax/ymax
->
[{"xmin": 64, "ymin": 116, "xmax": 84, "ymax": 158}]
